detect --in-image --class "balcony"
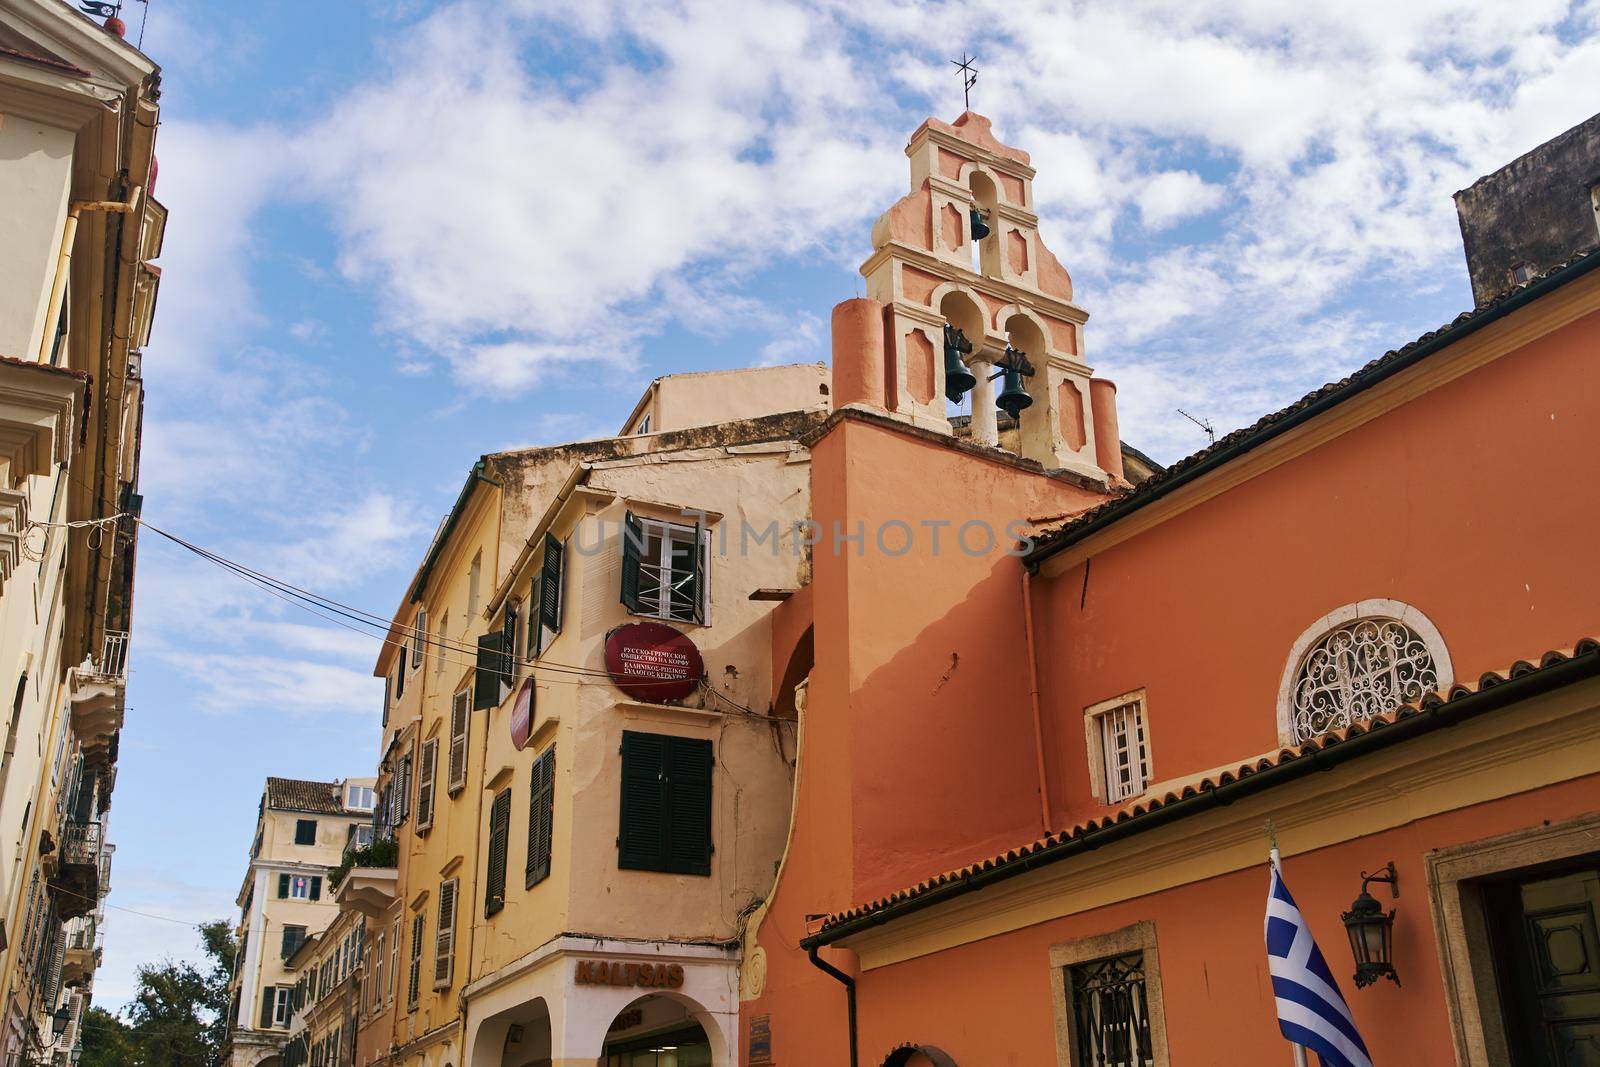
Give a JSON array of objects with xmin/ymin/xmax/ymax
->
[
  {"xmin": 63, "ymin": 919, "xmax": 99, "ymax": 985},
  {"xmin": 331, "ymin": 836, "xmax": 399, "ymax": 920},
  {"xmin": 70, "ymin": 631, "xmax": 128, "ymax": 759},
  {"xmin": 54, "ymin": 821, "xmax": 103, "ymax": 920}
]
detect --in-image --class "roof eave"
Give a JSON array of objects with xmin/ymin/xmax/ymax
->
[
  {"xmin": 801, "ymin": 640, "xmax": 1600, "ymax": 949},
  {"xmin": 1024, "ymin": 251, "xmax": 1600, "ymax": 571}
]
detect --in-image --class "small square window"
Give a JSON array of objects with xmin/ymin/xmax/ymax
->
[
  {"xmin": 1086, "ymin": 693, "xmax": 1150, "ymax": 804},
  {"xmin": 295, "ymin": 819, "xmax": 318, "ymax": 846},
  {"xmin": 1509, "ymin": 262, "xmax": 1535, "ymax": 286}
]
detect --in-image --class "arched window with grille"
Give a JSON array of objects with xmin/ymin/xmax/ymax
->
[{"xmin": 1275, "ymin": 600, "xmax": 1453, "ymax": 745}]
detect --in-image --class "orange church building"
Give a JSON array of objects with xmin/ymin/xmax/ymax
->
[{"xmin": 741, "ymin": 111, "xmax": 1600, "ymax": 1067}]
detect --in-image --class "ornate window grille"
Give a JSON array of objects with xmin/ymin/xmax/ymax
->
[
  {"xmin": 1289, "ymin": 617, "xmax": 1439, "ymax": 742},
  {"xmin": 1069, "ymin": 952, "xmax": 1154, "ymax": 1067}
]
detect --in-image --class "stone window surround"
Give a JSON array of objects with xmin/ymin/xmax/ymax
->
[
  {"xmin": 1048, "ymin": 919, "xmax": 1171, "ymax": 1067},
  {"xmin": 1274, "ymin": 598, "xmax": 1454, "ymax": 746},
  {"xmin": 1425, "ymin": 810, "xmax": 1600, "ymax": 1067},
  {"xmin": 1082, "ymin": 689, "xmax": 1151, "ymax": 805}
]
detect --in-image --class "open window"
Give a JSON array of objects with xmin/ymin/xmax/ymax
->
[{"xmin": 621, "ymin": 512, "xmax": 709, "ymax": 624}]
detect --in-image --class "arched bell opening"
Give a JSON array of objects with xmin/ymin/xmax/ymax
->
[
  {"xmin": 968, "ymin": 170, "xmax": 999, "ymax": 274},
  {"xmin": 938, "ymin": 290, "xmax": 986, "ymax": 419},
  {"xmin": 600, "ymin": 992, "xmax": 725, "ymax": 1067},
  {"xmin": 1001, "ymin": 311, "xmax": 1048, "ymax": 430}
]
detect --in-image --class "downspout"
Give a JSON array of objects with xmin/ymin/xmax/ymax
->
[
  {"xmin": 1021, "ymin": 568, "xmax": 1051, "ymax": 835},
  {"xmin": 37, "ymin": 187, "xmax": 143, "ymax": 363},
  {"xmin": 807, "ymin": 946, "xmax": 857, "ymax": 1067}
]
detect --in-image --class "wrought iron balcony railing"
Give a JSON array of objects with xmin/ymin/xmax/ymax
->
[
  {"xmin": 97, "ymin": 630, "xmax": 129, "ymax": 679},
  {"xmin": 59, "ymin": 821, "xmax": 102, "ymax": 868}
]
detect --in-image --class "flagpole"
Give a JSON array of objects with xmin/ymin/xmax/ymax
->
[{"xmin": 1267, "ymin": 821, "xmax": 1311, "ymax": 1067}]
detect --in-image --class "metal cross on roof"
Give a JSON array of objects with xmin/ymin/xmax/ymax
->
[{"xmin": 951, "ymin": 52, "xmax": 978, "ymax": 111}]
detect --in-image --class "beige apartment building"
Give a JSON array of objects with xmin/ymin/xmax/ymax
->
[
  {"xmin": 226, "ymin": 777, "xmax": 377, "ymax": 1067},
  {"xmin": 313, "ymin": 364, "xmax": 828, "ymax": 1067},
  {"xmin": 0, "ymin": 2, "xmax": 165, "ymax": 1063}
]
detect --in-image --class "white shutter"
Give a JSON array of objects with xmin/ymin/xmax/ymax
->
[
  {"xmin": 1098, "ymin": 699, "xmax": 1150, "ymax": 803},
  {"xmin": 447, "ymin": 691, "xmax": 469, "ymax": 793},
  {"xmin": 415, "ymin": 738, "xmax": 438, "ymax": 832},
  {"xmin": 433, "ymin": 878, "xmax": 457, "ymax": 989},
  {"xmin": 412, "ymin": 610, "xmax": 426, "ymax": 670}
]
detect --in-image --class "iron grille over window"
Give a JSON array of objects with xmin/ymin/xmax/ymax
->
[
  {"xmin": 1069, "ymin": 952, "xmax": 1154, "ymax": 1067},
  {"xmin": 1290, "ymin": 617, "xmax": 1439, "ymax": 741}
]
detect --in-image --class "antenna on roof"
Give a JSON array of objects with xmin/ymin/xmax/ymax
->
[
  {"xmin": 950, "ymin": 52, "xmax": 978, "ymax": 112},
  {"xmin": 1176, "ymin": 408, "xmax": 1216, "ymax": 445}
]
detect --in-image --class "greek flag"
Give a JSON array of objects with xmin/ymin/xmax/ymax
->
[{"xmin": 1265, "ymin": 858, "xmax": 1373, "ymax": 1067}]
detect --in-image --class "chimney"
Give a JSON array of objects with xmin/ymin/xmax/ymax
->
[{"xmin": 1454, "ymin": 111, "xmax": 1600, "ymax": 307}]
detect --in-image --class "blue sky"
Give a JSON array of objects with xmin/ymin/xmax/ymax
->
[{"xmin": 99, "ymin": 0, "xmax": 1600, "ymax": 1006}]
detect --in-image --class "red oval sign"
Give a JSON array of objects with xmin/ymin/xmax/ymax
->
[
  {"xmin": 510, "ymin": 677, "xmax": 536, "ymax": 750},
  {"xmin": 604, "ymin": 622, "xmax": 703, "ymax": 703}
]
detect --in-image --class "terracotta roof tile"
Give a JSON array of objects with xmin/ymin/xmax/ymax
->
[
  {"xmin": 810, "ymin": 638, "xmax": 1600, "ymax": 938},
  {"xmin": 0, "ymin": 45, "xmax": 90, "ymax": 77},
  {"xmin": 0, "ymin": 354, "xmax": 90, "ymax": 381},
  {"xmin": 265, "ymin": 777, "xmax": 345, "ymax": 815},
  {"xmin": 1027, "ymin": 249, "xmax": 1600, "ymax": 561}
]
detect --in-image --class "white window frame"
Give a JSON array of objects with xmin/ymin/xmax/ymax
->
[
  {"xmin": 272, "ymin": 985, "xmax": 293, "ymax": 1028},
  {"xmin": 467, "ymin": 551, "xmax": 482, "ymax": 616},
  {"xmin": 411, "ymin": 609, "xmax": 426, "ymax": 672},
  {"xmin": 629, "ymin": 516, "xmax": 711, "ymax": 625},
  {"xmin": 1084, "ymin": 689, "xmax": 1151, "ymax": 805},
  {"xmin": 287, "ymin": 875, "xmax": 314, "ymax": 900},
  {"xmin": 346, "ymin": 786, "xmax": 374, "ymax": 811}
]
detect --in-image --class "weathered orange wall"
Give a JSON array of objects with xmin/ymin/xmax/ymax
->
[
  {"xmin": 746, "ymin": 414, "xmax": 1107, "ymax": 1065},
  {"xmin": 847, "ymin": 774, "xmax": 1600, "ymax": 1066},
  {"xmin": 1034, "ymin": 304, "xmax": 1600, "ymax": 831},
  {"xmin": 747, "ymin": 296, "xmax": 1600, "ymax": 1067}
]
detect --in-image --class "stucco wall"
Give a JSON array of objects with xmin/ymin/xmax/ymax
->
[
  {"xmin": 0, "ymin": 115, "xmax": 73, "ymax": 359},
  {"xmin": 1033, "ymin": 298, "xmax": 1600, "ymax": 835}
]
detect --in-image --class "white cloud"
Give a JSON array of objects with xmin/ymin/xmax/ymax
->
[{"xmin": 1137, "ymin": 170, "xmax": 1227, "ymax": 230}]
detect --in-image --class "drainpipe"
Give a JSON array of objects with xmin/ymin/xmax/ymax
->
[
  {"xmin": 37, "ymin": 187, "xmax": 143, "ymax": 363},
  {"xmin": 806, "ymin": 946, "xmax": 857, "ymax": 1067},
  {"xmin": 1021, "ymin": 568, "xmax": 1051, "ymax": 835}
]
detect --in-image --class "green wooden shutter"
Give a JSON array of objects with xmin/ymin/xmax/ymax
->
[
  {"xmin": 617, "ymin": 731, "xmax": 667, "ymax": 871},
  {"xmin": 278, "ymin": 873, "xmax": 290, "ymax": 899},
  {"xmin": 620, "ymin": 512, "xmax": 644, "ymax": 612},
  {"xmin": 474, "ymin": 632, "xmax": 504, "ymax": 709},
  {"xmin": 526, "ymin": 746, "xmax": 555, "ymax": 887},
  {"xmin": 260, "ymin": 986, "xmax": 275, "ymax": 1029},
  {"xmin": 540, "ymin": 536, "xmax": 563, "ymax": 636},
  {"xmin": 310, "ymin": 876, "xmax": 322, "ymax": 901},
  {"xmin": 484, "ymin": 790, "xmax": 510, "ymax": 917},
  {"xmin": 665, "ymin": 736, "xmax": 714, "ymax": 875}
]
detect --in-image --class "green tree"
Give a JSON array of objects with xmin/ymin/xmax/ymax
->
[
  {"xmin": 82, "ymin": 919, "xmax": 236, "ymax": 1067},
  {"xmin": 78, "ymin": 1007, "xmax": 134, "ymax": 1067}
]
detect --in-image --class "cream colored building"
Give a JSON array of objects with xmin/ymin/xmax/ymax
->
[
  {"xmin": 335, "ymin": 366, "xmax": 827, "ymax": 1067},
  {"xmin": 0, "ymin": 3, "xmax": 165, "ymax": 1063},
  {"xmin": 226, "ymin": 777, "xmax": 377, "ymax": 1067}
]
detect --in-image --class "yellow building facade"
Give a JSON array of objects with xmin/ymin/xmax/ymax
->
[
  {"xmin": 0, "ymin": 3, "xmax": 165, "ymax": 1063},
  {"xmin": 225, "ymin": 777, "xmax": 377, "ymax": 1067},
  {"xmin": 330, "ymin": 366, "xmax": 828, "ymax": 1067}
]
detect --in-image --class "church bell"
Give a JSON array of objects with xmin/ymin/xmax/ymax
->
[
  {"xmin": 993, "ymin": 347, "xmax": 1035, "ymax": 419},
  {"xmin": 943, "ymin": 323, "xmax": 976, "ymax": 402},
  {"xmin": 969, "ymin": 207, "xmax": 991, "ymax": 242}
]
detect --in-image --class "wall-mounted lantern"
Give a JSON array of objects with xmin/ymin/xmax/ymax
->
[{"xmin": 1340, "ymin": 861, "xmax": 1400, "ymax": 988}]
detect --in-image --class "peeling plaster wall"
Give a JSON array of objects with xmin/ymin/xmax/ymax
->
[
  {"xmin": 471, "ymin": 441, "xmax": 811, "ymax": 983},
  {"xmin": 1455, "ymin": 110, "xmax": 1600, "ymax": 306}
]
